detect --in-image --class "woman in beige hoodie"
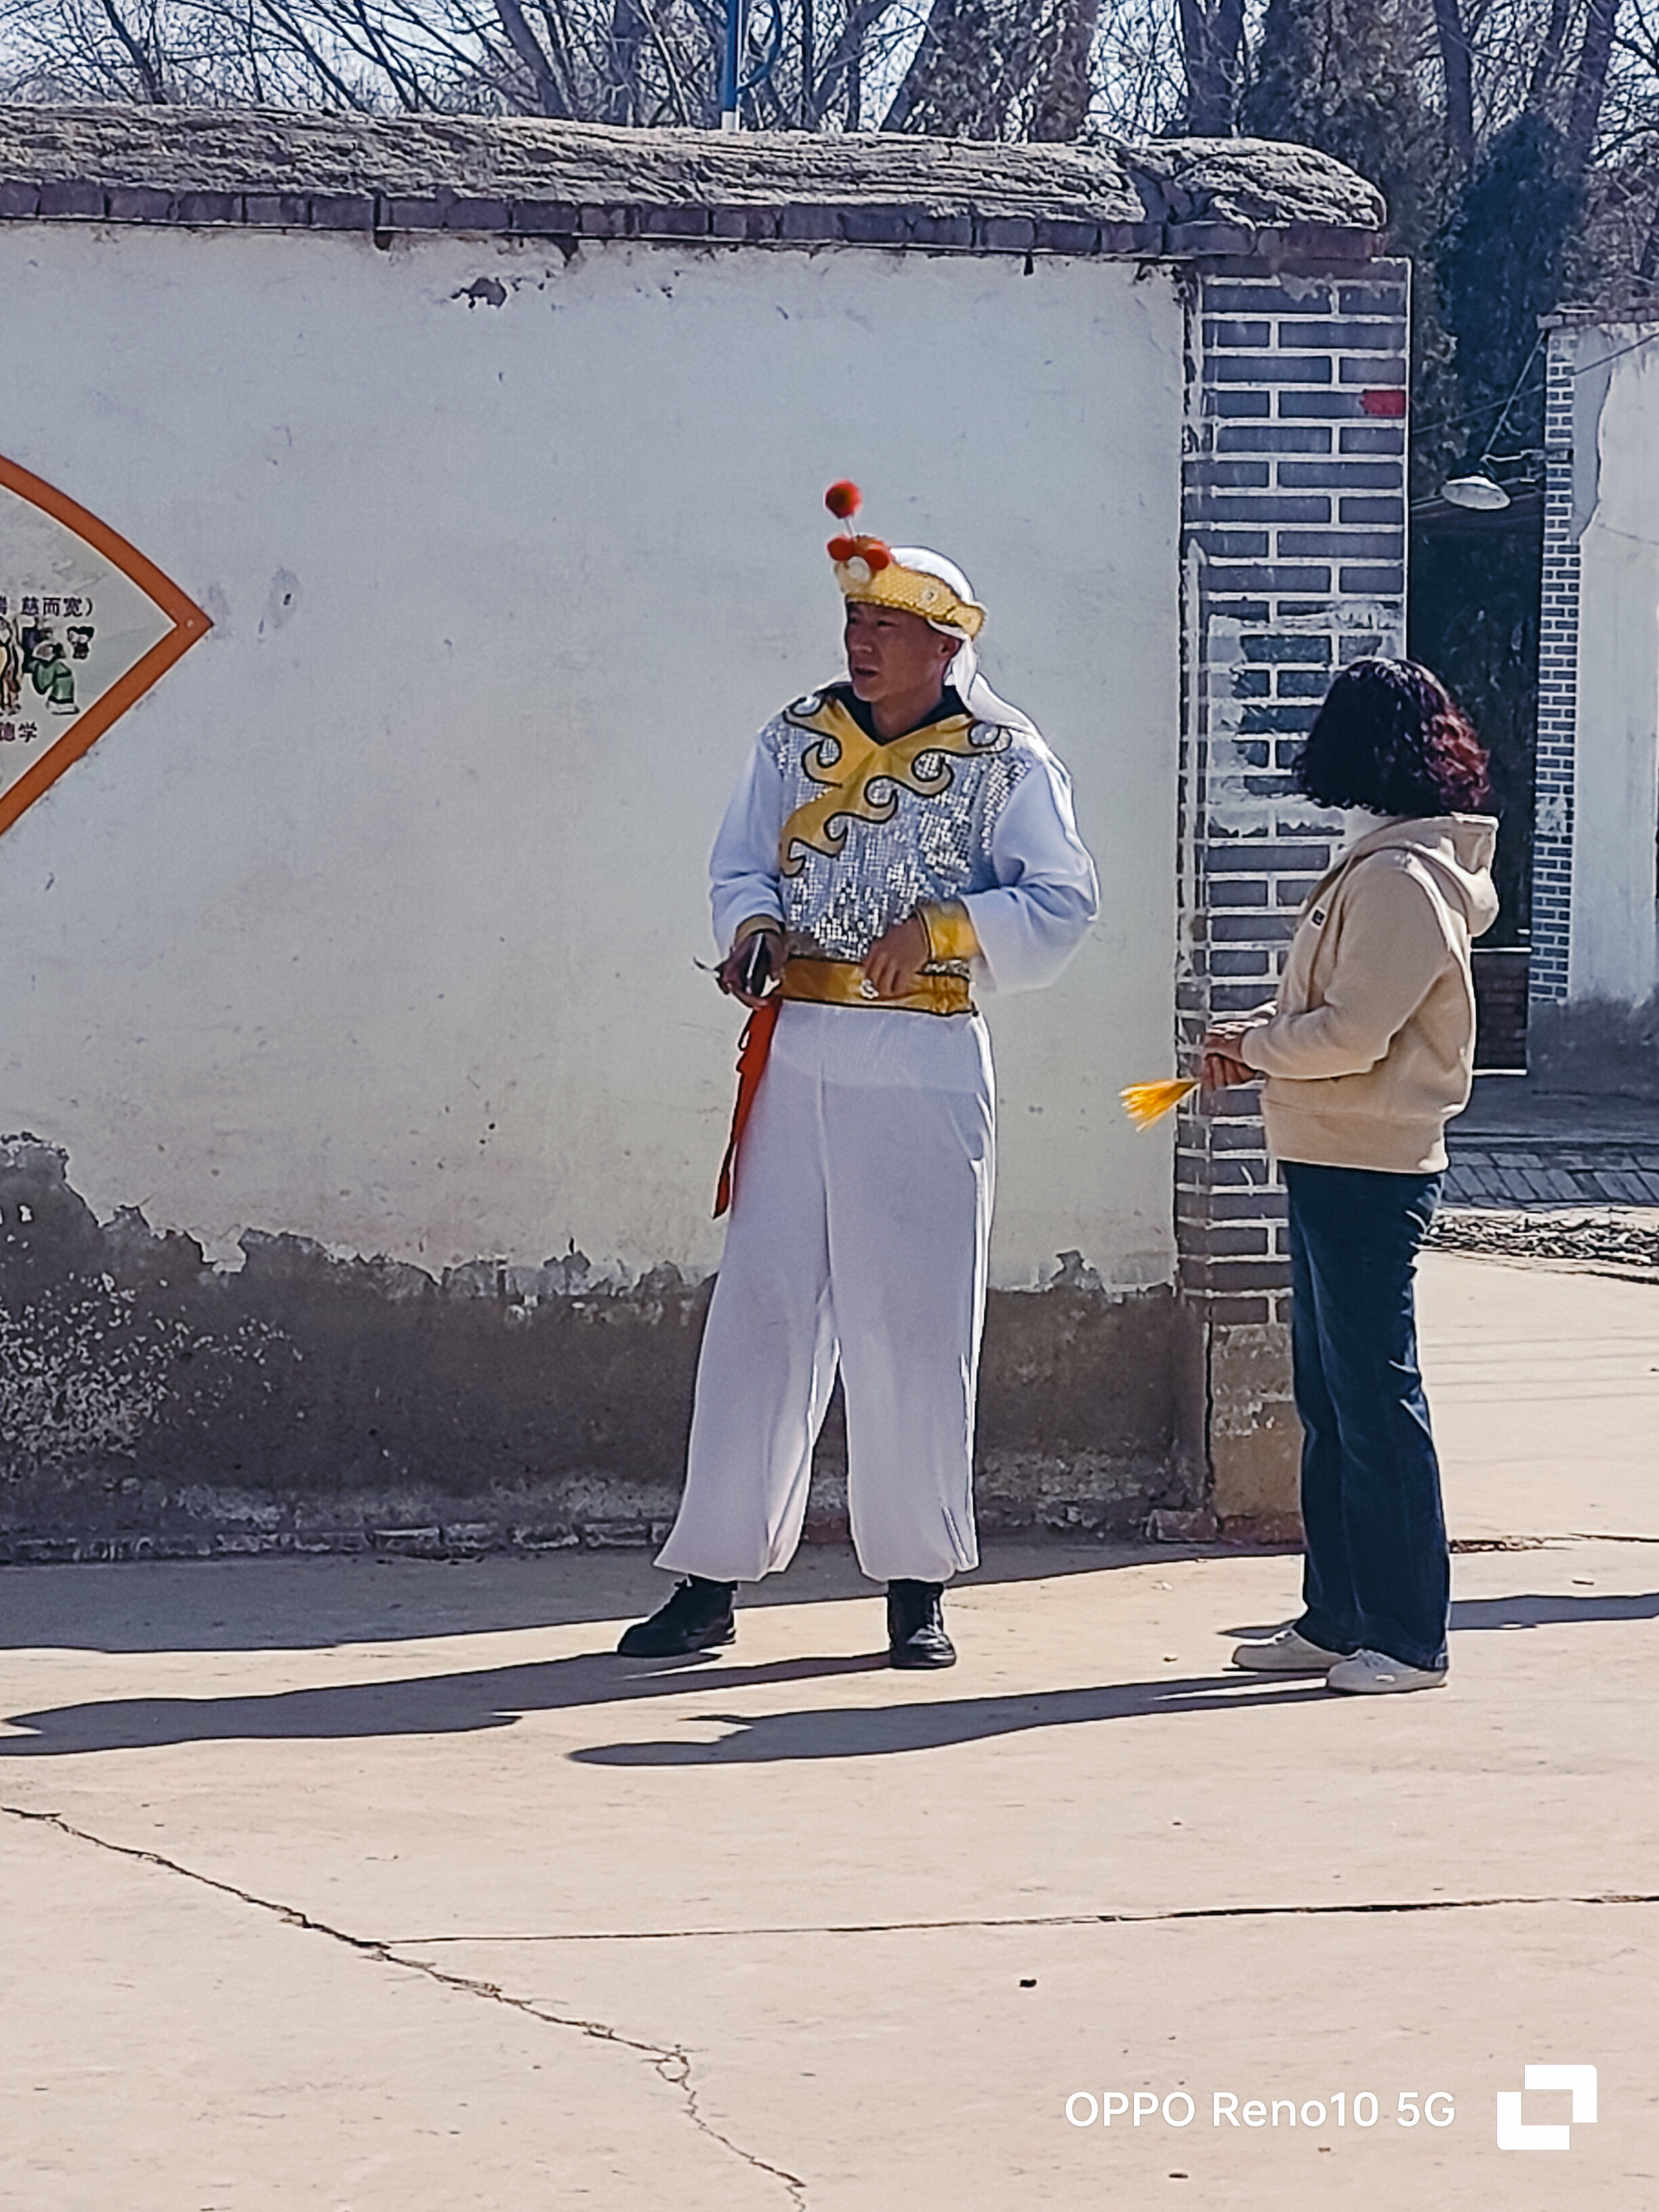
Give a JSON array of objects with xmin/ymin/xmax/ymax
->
[{"xmin": 1204, "ymin": 659, "xmax": 1498, "ymax": 1696}]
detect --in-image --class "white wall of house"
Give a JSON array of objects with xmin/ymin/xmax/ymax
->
[
  {"xmin": 1565, "ymin": 321, "xmax": 1659, "ymax": 1005},
  {"xmin": 0, "ymin": 221, "xmax": 1184, "ymax": 1287}
]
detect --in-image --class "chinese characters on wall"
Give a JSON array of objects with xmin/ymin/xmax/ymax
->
[{"xmin": 0, "ymin": 590, "xmax": 97, "ymax": 741}]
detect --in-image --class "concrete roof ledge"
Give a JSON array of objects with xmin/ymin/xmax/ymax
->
[{"xmin": 0, "ymin": 104, "xmax": 1387, "ymax": 257}]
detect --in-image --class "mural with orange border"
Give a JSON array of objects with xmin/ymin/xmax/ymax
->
[{"xmin": 0, "ymin": 456, "xmax": 211, "ymax": 840}]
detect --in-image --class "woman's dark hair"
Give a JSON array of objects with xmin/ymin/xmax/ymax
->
[{"xmin": 1294, "ymin": 657, "xmax": 1490, "ymax": 815}]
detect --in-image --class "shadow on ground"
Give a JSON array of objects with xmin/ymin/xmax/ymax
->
[
  {"xmin": 0, "ymin": 1540, "xmax": 1284, "ymax": 1654},
  {"xmin": 0, "ymin": 1654, "xmax": 1328, "ymax": 1759},
  {"xmin": 567, "ymin": 1676, "xmax": 1334, "ymax": 1763},
  {"xmin": 1225, "ymin": 1592, "xmax": 1659, "ymax": 1639},
  {"xmin": 6, "ymin": 1563, "xmax": 1647, "ymax": 1762}
]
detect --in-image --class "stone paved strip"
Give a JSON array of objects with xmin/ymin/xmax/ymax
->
[{"xmin": 1442, "ymin": 1144, "xmax": 1659, "ymax": 1209}]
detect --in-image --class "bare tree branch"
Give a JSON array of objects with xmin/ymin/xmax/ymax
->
[
  {"xmin": 1567, "ymin": 0, "xmax": 1621, "ymax": 169},
  {"xmin": 100, "ymin": 0, "xmax": 167, "ymax": 95},
  {"xmin": 805, "ymin": 0, "xmax": 888, "ymax": 125},
  {"xmin": 1528, "ymin": 0, "xmax": 1574, "ymax": 106},
  {"xmin": 1031, "ymin": 0, "xmax": 1099, "ymax": 139},
  {"xmin": 527, "ymin": 0, "xmax": 580, "ymax": 103},
  {"xmin": 255, "ymin": 0, "xmax": 374, "ymax": 107},
  {"xmin": 1432, "ymin": 0, "xmax": 1475, "ymax": 165},
  {"xmin": 491, "ymin": 0, "xmax": 565, "ymax": 111},
  {"xmin": 633, "ymin": 0, "xmax": 693, "ymax": 121},
  {"xmin": 595, "ymin": 0, "xmax": 643, "ymax": 119},
  {"xmin": 1178, "ymin": 0, "xmax": 1244, "ymax": 134},
  {"xmin": 878, "ymin": 0, "xmax": 954, "ymax": 132}
]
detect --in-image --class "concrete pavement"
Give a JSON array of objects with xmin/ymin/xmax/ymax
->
[{"xmin": 2, "ymin": 1250, "xmax": 1656, "ymax": 2209}]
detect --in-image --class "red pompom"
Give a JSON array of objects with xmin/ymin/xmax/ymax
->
[
  {"xmin": 827, "ymin": 535, "xmax": 858, "ymax": 562},
  {"xmin": 862, "ymin": 540, "xmax": 892, "ymax": 573},
  {"xmin": 825, "ymin": 480, "xmax": 862, "ymax": 520}
]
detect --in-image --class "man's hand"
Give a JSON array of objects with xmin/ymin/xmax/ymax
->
[
  {"xmin": 1200, "ymin": 1024, "xmax": 1258, "ymax": 1091},
  {"xmin": 717, "ymin": 924, "xmax": 785, "ymax": 1009},
  {"xmin": 863, "ymin": 913, "xmax": 930, "ymax": 999}
]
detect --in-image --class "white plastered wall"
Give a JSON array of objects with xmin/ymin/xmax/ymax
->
[
  {"xmin": 1568, "ymin": 322, "xmax": 1659, "ymax": 1004},
  {"xmin": 0, "ymin": 222, "xmax": 1183, "ymax": 1286}
]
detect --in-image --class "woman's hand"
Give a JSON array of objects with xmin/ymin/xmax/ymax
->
[
  {"xmin": 1200, "ymin": 1024, "xmax": 1258, "ymax": 1091},
  {"xmin": 717, "ymin": 924, "xmax": 785, "ymax": 1009},
  {"xmin": 863, "ymin": 913, "xmax": 930, "ymax": 999}
]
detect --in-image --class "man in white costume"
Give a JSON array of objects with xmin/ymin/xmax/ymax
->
[{"xmin": 618, "ymin": 488, "xmax": 1098, "ymax": 1667}]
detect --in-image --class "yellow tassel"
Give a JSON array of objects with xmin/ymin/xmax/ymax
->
[{"xmin": 1120, "ymin": 1078, "xmax": 1197, "ymax": 1130}]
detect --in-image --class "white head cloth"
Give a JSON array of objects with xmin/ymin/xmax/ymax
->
[{"xmin": 885, "ymin": 546, "xmax": 1031, "ymax": 732}]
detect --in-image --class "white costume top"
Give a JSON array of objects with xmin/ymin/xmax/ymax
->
[{"xmin": 710, "ymin": 684, "xmax": 1098, "ymax": 995}]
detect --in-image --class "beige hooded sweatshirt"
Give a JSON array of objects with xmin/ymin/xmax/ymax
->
[{"xmin": 1238, "ymin": 815, "xmax": 1500, "ymax": 1174}]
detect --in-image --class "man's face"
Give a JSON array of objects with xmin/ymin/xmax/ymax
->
[{"xmin": 844, "ymin": 600, "xmax": 956, "ymax": 708}]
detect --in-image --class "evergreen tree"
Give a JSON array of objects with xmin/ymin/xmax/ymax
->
[
  {"xmin": 1242, "ymin": 0, "xmax": 1444, "ymax": 257},
  {"xmin": 1437, "ymin": 114, "xmax": 1581, "ymax": 472},
  {"xmin": 1244, "ymin": 0, "xmax": 1563, "ymax": 954}
]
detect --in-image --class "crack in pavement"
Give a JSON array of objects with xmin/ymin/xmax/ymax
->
[
  {"xmin": 382, "ymin": 1888, "xmax": 1659, "ymax": 1943},
  {"xmin": 0, "ymin": 1803, "xmax": 808, "ymax": 2212},
  {"xmin": 1450, "ymin": 1531, "xmax": 1659, "ymax": 1549},
  {"xmin": 12, "ymin": 1795, "xmax": 1653, "ymax": 2198}
]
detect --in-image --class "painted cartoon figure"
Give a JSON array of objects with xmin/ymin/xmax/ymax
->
[
  {"xmin": 24, "ymin": 626, "xmax": 76, "ymax": 714},
  {"xmin": 0, "ymin": 618, "xmax": 20, "ymax": 714}
]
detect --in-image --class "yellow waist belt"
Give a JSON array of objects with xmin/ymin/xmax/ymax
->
[{"xmin": 779, "ymin": 958, "xmax": 975, "ymax": 1018}]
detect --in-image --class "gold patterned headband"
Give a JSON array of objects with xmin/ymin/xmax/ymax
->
[{"xmin": 823, "ymin": 482, "xmax": 986, "ymax": 640}]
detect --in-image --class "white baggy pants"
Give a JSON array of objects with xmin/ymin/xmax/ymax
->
[{"xmin": 656, "ymin": 1001, "xmax": 995, "ymax": 1586}]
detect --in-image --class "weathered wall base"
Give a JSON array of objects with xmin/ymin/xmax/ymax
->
[
  {"xmin": 1160, "ymin": 1298, "xmax": 1302, "ymax": 1547},
  {"xmin": 1205, "ymin": 1319, "xmax": 1303, "ymax": 1543},
  {"xmin": 1528, "ymin": 996, "xmax": 1659, "ymax": 1100},
  {"xmin": 0, "ymin": 1140, "xmax": 1200, "ymax": 1563}
]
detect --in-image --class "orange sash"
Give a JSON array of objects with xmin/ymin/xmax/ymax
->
[{"xmin": 714, "ymin": 996, "xmax": 781, "ymax": 1218}]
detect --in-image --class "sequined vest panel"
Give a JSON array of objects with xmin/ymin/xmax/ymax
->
[{"xmin": 762, "ymin": 693, "xmax": 1032, "ymax": 966}]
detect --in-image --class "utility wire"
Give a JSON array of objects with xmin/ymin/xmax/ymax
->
[
  {"xmin": 1561, "ymin": 323, "xmax": 1659, "ymax": 377},
  {"xmin": 1410, "ymin": 323, "xmax": 1659, "ymax": 447}
]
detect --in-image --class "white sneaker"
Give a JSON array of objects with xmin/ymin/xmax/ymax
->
[
  {"xmin": 1231, "ymin": 1625, "xmax": 1347, "ymax": 1673},
  {"xmin": 1325, "ymin": 1648, "xmax": 1448, "ymax": 1695}
]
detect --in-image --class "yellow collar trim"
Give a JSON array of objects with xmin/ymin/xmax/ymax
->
[{"xmin": 777, "ymin": 696, "xmax": 1005, "ymax": 878}]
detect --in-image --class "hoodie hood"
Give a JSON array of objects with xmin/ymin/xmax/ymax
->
[{"xmin": 1338, "ymin": 813, "xmax": 1500, "ymax": 939}]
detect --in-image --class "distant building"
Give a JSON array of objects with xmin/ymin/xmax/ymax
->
[{"xmin": 1535, "ymin": 312, "xmax": 1659, "ymax": 1094}]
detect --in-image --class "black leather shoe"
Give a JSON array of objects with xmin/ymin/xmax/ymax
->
[
  {"xmin": 886, "ymin": 1578, "xmax": 956, "ymax": 1668},
  {"xmin": 616, "ymin": 1576, "xmax": 737, "ymax": 1657}
]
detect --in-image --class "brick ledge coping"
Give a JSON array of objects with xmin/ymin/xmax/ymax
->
[{"xmin": 0, "ymin": 105, "xmax": 1386, "ymax": 259}]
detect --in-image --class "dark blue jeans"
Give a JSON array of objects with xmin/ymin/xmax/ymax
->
[{"xmin": 1284, "ymin": 1161, "xmax": 1449, "ymax": 1672}]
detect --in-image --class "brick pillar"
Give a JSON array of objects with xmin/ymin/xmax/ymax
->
[
  {"xmin": 1531, "ymin": 329, "xmax": 1578, "ymax": 1008},
  {"xmin": 1176, "ymin": 256, "xmax": 1410, "ymax": 1536}
]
